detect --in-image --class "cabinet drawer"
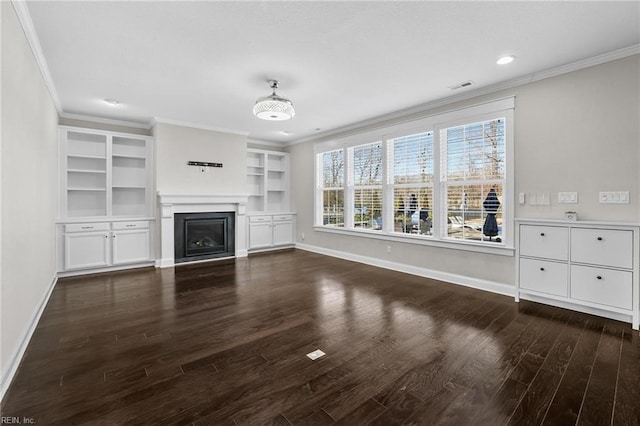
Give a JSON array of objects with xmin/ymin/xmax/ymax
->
[
  {"xmin": 112, "ymin": 221, "xmax": 150, "ymax": 230},
  {"xmin": 249, "ymin": 215, "xmax": 272, "ymax": 223},
  {"xmin": 570, "ymin": 228, "xmax": 633, "ymax": 269},
  {"xmin": 65, "ymin": 222, "xmax": 110, "ymax": 233},
  {"xmin": 519, "ymin": 258, "xmax": 568, "ymax": 297},
  {"xmin": 570, "ymin": 265, "xmax": 632, "ymax": 310},
  {"xmin": 273, "ymin": 214, "xmax": 293, "ymax": 222},
  {"xmin": 519, "ymin": 225, "xmax": 569, "ymax": 261}
]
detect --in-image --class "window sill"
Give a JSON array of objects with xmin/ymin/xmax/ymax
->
[{"xmin": 313, "ymin": 225, "xmax": 515, "ymax": 256}]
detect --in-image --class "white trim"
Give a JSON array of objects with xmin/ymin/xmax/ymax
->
[
  {"xmin": 313, "ymin": 99, "xmax": 516, "ymax": 254},
  {"xmin": 518, "ymin": 293, "xmax": 631, "ymax": 324},
  {"xmin": 0, "ymin": 274, "xmax": 58, "ymax": 400},
  {"xmin": 157, "ymin": 193, "xmax": 250, "ymax": 207},
  {"xmin": 151, "ymin": 117, "xmax": 250, "ymax": 136},
  {"xmin": 157, "ymin": 193, "xmax": 249, "ymax": 267},
  {"xmin": 59, "ymin": 112, "xmax": 152, "ymax": 130},
  {"xmin": 296, "ymin": 242, "xmax": 514, "ymax": 297},
  {"xmin": 57, "ymin": 261, "xmax": 155, "ymax": 278},
  {"xmin": 11, "ymin": 0, "xmax": 62, "ymax": 113},
  {"xmin": 313, "ymin": 97, "xmax": 515, "ymax": 153},
  {"xmin": 313, "ymin": 225, "xmax": 514, "ymax": 256},
  {"xmin": 290, "ymin": 45, "xmax": 639, "ymax": 147},
  {"xmin": 247, "ymin": 138, "xmax": 288, "ymax": 148}
]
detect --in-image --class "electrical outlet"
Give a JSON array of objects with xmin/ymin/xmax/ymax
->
[
  {"xmin": 386, "ymin": 245, "xmax": 392, "ymax": 254},
  {"xmin": 301, "ymin": 232, "xmax": 305, "ymax": 241},
  {"xmin": 306, "ymin": 349, "xmax": 326, "ymax": 360}
]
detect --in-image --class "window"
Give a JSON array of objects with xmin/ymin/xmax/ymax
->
[
  {"xmin": 350, "ymin": 142, "xmax": 383, "ymax": 230},
  {"xmin": 440, "ymin": 118, "xmax": 505, "ymax": 242},
  {"xmin": 314, "ymin": 98, "xmax": 514, "ymax": 252},
  {"xmin": 389, "ymin": 132, "xmax": 434, "ymax": 236},
  {"xmin": 320, "ymin": 149, "xmax": 344, "ymax": 226}
]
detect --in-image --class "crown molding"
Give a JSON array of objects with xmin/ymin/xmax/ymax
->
[
  {"xmin": 11, "ymin": 0, "xmax": 62, "ymax": 114},
  {"xmin": 288, "ymin": 43, "xmax": 640, "ymax": 146},
  {"xmin": 246, "ymin": 138, "xmax": 288, "ymax": 148},
  {"xmin": 59, "ymin": 112, "xmax": 152, "ymax": 130},
  {"xmin": 151, "ymin": 117, "xmax": 250, "ymax": 137}
]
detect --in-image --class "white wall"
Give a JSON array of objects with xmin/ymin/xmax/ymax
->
[
  {"xmin": 289, "ymin": 55, "xmax": 640, "ymax": 290},
  {"xmin": 153, "ymin": 122, "xmax": 247, "ymax": 195},
  {"xmin": 1, "ymin": 2, "xmax": 59, "ymax": 397}
]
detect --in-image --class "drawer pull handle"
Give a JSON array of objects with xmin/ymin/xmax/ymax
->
[
  {"xmin": 81, "ymin": 226, "xmax": 93, "ymax": 230},
  {"xmin": 540, "ymin": 233, "xmax": 545, "ymax": 236},
  {"xmin": 540, "ymin": 267, "xmax": 545, "ymax": 271},
  {"xmin": 596, "ymin": 275, "xmax": 602, "ymax": 280},
  {"xmin": 126, "ymin": 224, "xmax": 136, "ymax": 227},
  {"xmin": 597, "ymin": 237, "xmax": 603, "ymax": 241}
]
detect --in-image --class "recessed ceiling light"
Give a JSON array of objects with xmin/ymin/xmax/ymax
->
[
  {"xmin": 104, "ymin": 98, "xmax": 119, "ymax": 106},
  {"xmin": 497, "ymin": 55, "xmax": 515, "ymax": 65}
]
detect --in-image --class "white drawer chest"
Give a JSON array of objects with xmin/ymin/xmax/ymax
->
[{"xmin": 516, "ymin": 219, "xmax": 639, "ymax": 330}]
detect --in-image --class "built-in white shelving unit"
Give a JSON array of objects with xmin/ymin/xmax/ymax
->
[
  {"xmin": 57, "ymin": 126, "xmax": 155, "ymax": 275},
  {"xmin": 246, "ymin": 148, "xmax": 295, "ymax": 252}
]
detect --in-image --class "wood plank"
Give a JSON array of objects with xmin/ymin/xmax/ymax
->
[
  {"xmin": 612, "ymin": 327, "xmax": 640, "ymax": 426},
  {"xmin": 541, "ymin": 318, "xmax": 603, "ymax": 425},
  {"xmin": 576, "ymin": 322, "xmax": 624, "ymax": 425},
  {"xmin": 1, "ymin": 250, "xmax": 637, "ymax": 425}
]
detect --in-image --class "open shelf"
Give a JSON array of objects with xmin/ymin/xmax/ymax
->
[
  {"xmin": 246, "ymin": 148, "xmax": 290, "ymax": 212},
  {"xmin": 60, "ymin": 127, "xmax": 152, "ymax": 219}
]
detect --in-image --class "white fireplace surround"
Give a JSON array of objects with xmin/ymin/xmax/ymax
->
[{"xmin": 157, "ymin": 193, "xmax": 249, "ymax": 267}]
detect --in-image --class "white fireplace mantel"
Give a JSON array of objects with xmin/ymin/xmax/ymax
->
[{"xmin": 157, "ymin": 192, "xmax": 249, "ymax": 267}]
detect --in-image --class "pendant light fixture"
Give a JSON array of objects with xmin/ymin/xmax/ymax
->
[{"xmin": 253, "ymin": 80, "xmax": 295, "ymax": 121}]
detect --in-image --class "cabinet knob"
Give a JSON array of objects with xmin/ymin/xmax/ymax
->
[
  {"xmin": 105, "ymin": 235, "xmax": 108, "ymax": 238},
  {"xmin": 540, "ymin": 267, "xmax": 545, "ymax": 271},
  {"xmin": 540, "ymin": 233, "xmax": 545, "ymax": 236},
  {"xmin": 113, "ymin": 234, "xmax": 116, "ymax": 238},
  {"xmin": 596, "ymin": 275, "xmax": 602, "ymax": 280},
  {"xmin": 597, "ymin": 237, "xmax": 603, "ymax": 241}
]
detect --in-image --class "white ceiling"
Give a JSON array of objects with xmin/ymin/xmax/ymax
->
[{"xmin": 25, "ymin": 1, "xmax": 640, "ymax": 144}]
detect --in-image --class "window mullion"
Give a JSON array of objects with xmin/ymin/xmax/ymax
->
[
  {"xmin": 433, "ymin": 127, "xmax": 444, "ymax": 239},
  {"xmin": 345, "ymin": 147, "xmax": 354, "ymax": 229},
  {"xmin": 382, "ymin": 138, "xmax": 393, "ymax": 233}
]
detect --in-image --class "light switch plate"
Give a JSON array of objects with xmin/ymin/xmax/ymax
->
[
  {"xmin": 558, "ymin": 192, "xmax": 578, "ymax": 204},
  {"xmin": 599, "ymin": 191, "xmax": 630, "ymax": 204}
]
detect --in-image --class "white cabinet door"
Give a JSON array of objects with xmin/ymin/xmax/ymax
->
[
  {"xmin": 65, "ymin": 232, "xmax": 110, "ymax": 270},
  {"xmin": 570, "ymin": 228, "xmax": 633, "ymax": 269},
  {"xmin": 519, "ymin": 258, "xmax": 568, "ymax": 297},
  {"xmin": 112, "ymin": 230, "xmax": 151, "ymax": 264},
  {"xmin": 519, "ymin": 225, "xmax": 569, "ymax": 260},
  {"xmin": 570, "ymin": 265, "xmax": 633, "ymax": 310},
  {"xmin": 273, "ymin": 221, "xmax": 293, "ymax": 246},
  {"xmin": 249, "ymin": 222, "xmax": 273, "ymax": 249}
]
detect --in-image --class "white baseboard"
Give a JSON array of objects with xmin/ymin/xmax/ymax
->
[
  {"xmin": 295, "ymin": 242, "xmax": 515, "ymax": 297},
  {"xmin": 519, "ymin": 293, "xmax": 632, "ymax": 325},
  {"xmin": 58, "ymin": 262, "xmax": 155, "ymax": 277},
  {"xmin": 1, "ymin": 273, "xmax": 58, "ymax": 401}
]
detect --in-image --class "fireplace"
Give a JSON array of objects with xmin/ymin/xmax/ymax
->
[{"xmin": 174, "ymin": 212, "xmax": 235, "ymax": 263}]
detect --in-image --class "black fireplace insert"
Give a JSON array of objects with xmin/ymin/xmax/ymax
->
[{"xmin": 174, "ymin": 212, "xmax": 235, "ymax": 263}]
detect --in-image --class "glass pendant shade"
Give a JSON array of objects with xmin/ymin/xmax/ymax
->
[{"xmin": 253, "ymin": 81, "xmax": 295, "ymax": 121}]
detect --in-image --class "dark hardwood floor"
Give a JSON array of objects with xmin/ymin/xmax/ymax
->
[{"xmin": 2, "ymin": 249, "xmax": 639, "ymax": 425}]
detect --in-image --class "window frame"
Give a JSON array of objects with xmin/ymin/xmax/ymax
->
[{"xmin": 313, "ymin": 98, "xmax": 515, "ymax": 255}]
